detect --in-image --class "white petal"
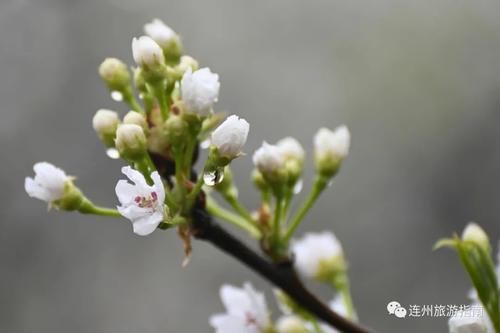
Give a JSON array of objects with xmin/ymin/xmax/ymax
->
[
  {"xmin": 132, "ymin": 212, "xmax": 163, "ymax": 236},
  {"xmin": 121, "ymin": 166, "xmax": 149, "ymax": 189},
  {"xmin": 150, "ymin": 171, "xmax": 166, "ymax": 204},
  {"xmin": 115, "ymin": 180, "xmax": 138, "ymax": 205}
]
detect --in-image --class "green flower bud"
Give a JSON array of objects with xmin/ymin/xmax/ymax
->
[
  {"xmin": 123, "ymin": 111, "xmax": 148, "ymax": 132},
  {"xmin": 98, "ymin": 58, "xmax": 131, "ymax": 92},
  {"xmin": 462, "ymin": 222, "xmax": 490, "ymax": 253},
  {"xmin": 92, "ymin": 109, "xmax": 120, "ymax": 147},
  {"xmin": 115, "ymin": 124, "xmax": 148, "ymax": 161}
]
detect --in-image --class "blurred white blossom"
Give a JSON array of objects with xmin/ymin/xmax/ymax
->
[
  {"xmin": 253, "ymin": 142, "xmax": 286, "ymax": 176},
  {"xmin": 277, "ymin": 137, "xmax": 305, "ymax": 163},
  {"xmin": 144, "ymin": 19, "xmax": 176, "ymax": 47},
  {"xmin": 448, "ymin": 311, "xmax": 488, "ymax": 333},
  {"xmin": 210, "ymin": 282, "xmax": 271, "ymax": 333},
  {"xmin": 292, "ymin": 231, "xmax": 343, "ymax": 279}
]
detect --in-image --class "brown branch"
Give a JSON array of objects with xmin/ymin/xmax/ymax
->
[
  {"xmin": 191, "ymin": 205, "xmax": 376, "ymax": 333},
  {"xmin": 152, "ymin": 152, "xmax": 377, "ymax": 333}
]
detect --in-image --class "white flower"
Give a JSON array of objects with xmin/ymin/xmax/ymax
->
[
  {"xmin": 277, "ymin": 137, "xmax": 305, "ymax": 163},
  {"xmin": 144, "ymin": 19, "xmax": 176, "ymax": 47},
  {"xmin": 25, "ymin": 162, "xmax": 69, "ymax": 203},
  {"xmin": 210, "ymin": 282, "xmax": 271, "ymax": 333},
  {"xmin": 448, "ymin": 310, "xmax": 487, "ymax": 333},
  {"xmin": 211, "ymin": 115, "xmax": 250, "ymax": 159},
  {"xmin": 314, "ymin": 126, "xmax": 350, "ymax": 159},
  {"xmin": 115, "ymin": 166, "xmax": 166, "ymax": 236},
  {"xmin": 180, "ymin": 67, "xmax": 220, "ymax": 116},
  {"xmin": 132, "ymin": 36, "xmax": 165, "ymax": 68},
  {"xmin": 252, "ymin": 142, "xmax": 286, "ymax": 175},
  {"xmin": 292, "ymin": 231, "xmax": 343, "ymax": 279},
  {"xmin": 276, "ymin": 316, "xmax": 308, "ymax": 333}
]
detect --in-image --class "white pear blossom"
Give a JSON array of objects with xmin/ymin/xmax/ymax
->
[
  {"xmin": 277, "ymin": 137, "xmax": 305, "ymax": 163},
  {"xmin": 180, "ymin": 67, "xmax": 220, "ymax": 116},
  {"xmin": 144, "ymin": 19, "xmax": 177, "ymax": 47},
  {"xmin": 211, "ymin": 115, "xmax": 250, "ymax": 159},
  {"xmin": 252, "ymin": 142, "xmax": 286, "ymax": 176},
  {"xmin": 132, "ymin": 36, "xmax": 165, "ymax": 68},
  {"xmin": 292, "ymin": 231, "xmax": 343, "ymax": 279},
  {"xmin": 115, "ymin": 166, "xmax": 166, "ymax": 236},
  {"xmin": 210, "ymin": 282, "xmax": 271, "ymax": 333},
  {"xmin": 448, "ymin": 311, "xmax": 488, "ymax": 333},
  {"xmin": 314, "ymin": 126, "xmax": 350, "ymax": 177},
  {"xmin": 25, "ymin": 162, "xmax": 69, "ymax": 203}
]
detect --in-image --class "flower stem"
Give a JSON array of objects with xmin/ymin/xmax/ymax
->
[
  {"xmin": 123, "ymin": 90, "xmax": 145, "ymax": 114},
  {"xmin": 78, "ymin": 199, "xmax": 121, "ymax": 217},
  {"xmin": 206, "ymin": 197, "xmax": 261, "ymax": 238},
  {"xmin": 222, "ymin": 193, "xmax": 254, "ymax": 222},
  {"xmin": 283, "ymin": 176, "xmax": 329, "ymax": 243},
  {"xmin": 271, "ymin": 195, "xmax": 284, "ymax": 247}
]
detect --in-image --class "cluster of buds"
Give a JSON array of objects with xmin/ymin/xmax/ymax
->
[
  {"xmin": 26, "ymin": 18, "xmax": 250, "ymax": 239},
  {"xmin": 25, "ymin": 18, "xmax": 359, "ymax": 333}
]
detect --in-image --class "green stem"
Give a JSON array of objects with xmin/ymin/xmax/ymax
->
[
  {"xmin": 340, "ymin": 281, "xmax": 357, "ymax": 320},
  {"xmin": 150, "ymin": 82, "xmax": 169, "ymax": 120},
  {"xmin": 283, "ymin": 176, "xmax": 329, "ymax": 243},
  {"xmin": 184, "ymin": 176, "xmax": 204, "ymax": 213},
  {"xmin": 331, "ymin": 273, "xmax": 357, "ymax": 321},
  {"xmin": 123, "ymin": 90, "xmax": 145, "ymax": 114},
  {"xmin": 206, "ymin": 197, "xmax": 261, "ymax": 238},
  {"xmin": 223, "ymin": 193, "xmax": 254, "ymax": 222},
  {"xmin": 271, "ymin": 195, "xmax": 284, "ymax": 247},
  {"xmin": 78, "ymin": 199, "xmax": 121, "ymax": 217}
]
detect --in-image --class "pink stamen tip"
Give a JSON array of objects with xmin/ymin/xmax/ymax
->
[
  {"xmin": 151, "ymin": 191, "xmax": 158, "ymax": 200},
  {"xmin": 134, "ymin": 196, "xmax": 141, "ymax": 203}
]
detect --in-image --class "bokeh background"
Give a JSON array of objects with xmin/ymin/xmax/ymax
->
[{"xmin": 2, "ymin": 0, "xmax": 500, "ymax": 332}]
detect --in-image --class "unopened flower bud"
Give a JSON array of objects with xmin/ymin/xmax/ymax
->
[
  {"xmin": 211, "ymin": 115, "xmax": 249, "ymax": 163},
  {"xmin": 252, "ymin": 169, "xmax": 269, "ymax": 192},
  {"xmin": 92, "ymin": 109, "xmax": 120, "ymax": 147},
  {"xmin": 98, "ymin": 58, "xmax": 131, "ymax": 92},
  {"xmin": 133, "ymin": 67, "xmax": 147, "ymax": 92},
  {"xmin": 462, "ymin": 222, "xmax": 490, "ymax": 253},
  {"xmin": 177, "ymin": 55, "xmax": 199, "ymax": 73},
  {"xmin": 252, "ymin": 142, "xmax": 287, "ymax": 186},
  {"xmin": 115, "ymin": 124, "xmax": 148, "ymax": 160},
  {"xmin": 144, "ymin": 19, "xmax": 182, "ymax": 64},
  {"xmin": 314, "ymin": 125, "xmax": 350, "ymax": 178},
  {"xmin": 132, "ymin": 36, "xmax": 166, "ymax": 78},
  {"xmin": 181, "ymin": 67, "xmax": 220, "ymax": 116},
  {"xmin": 124, "ymin": 111, "xmax": 148, "ymax": 131},
  {"xmin": 276, "ymin": 316, "xmax": 308, "ymax": 333},
  {"xmin": 277, "ymin": 137, "xmax": 304, "ymax": 186},
  {"xmin": 165, "ymin": 114, "xmax": 188, "ymax": 148}
]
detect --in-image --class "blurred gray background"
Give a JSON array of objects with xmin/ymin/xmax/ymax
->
[{"xmin": 2, "ymin": 0, "xmax": 500, "ymax": 332}]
